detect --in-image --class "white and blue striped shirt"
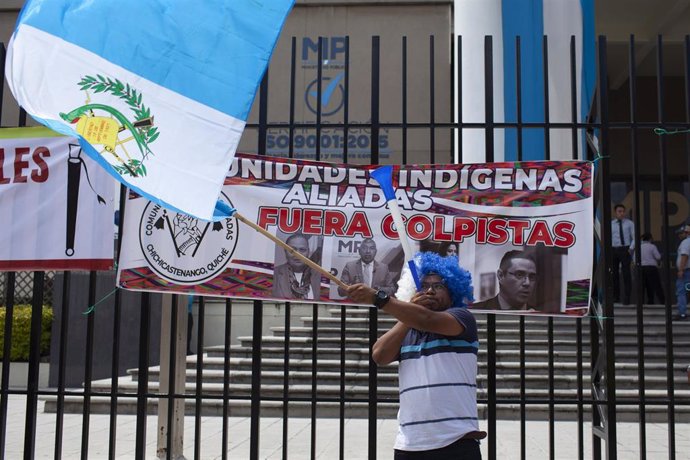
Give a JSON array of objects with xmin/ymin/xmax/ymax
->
[{"xmin": 395, "ymin": 307, "xmax": 479, "ymax": 451}]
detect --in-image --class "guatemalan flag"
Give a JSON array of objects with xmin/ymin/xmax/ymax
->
[
  {"xmin": 454, "ymin": 0, "xmax": 595, "ymax": 162},
  {"xmin": 6, "ymin": 0, "xmax": 295, "ymax": 221}
]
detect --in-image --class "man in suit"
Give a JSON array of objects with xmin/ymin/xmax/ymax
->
[
  {"xmin": 272, "ymin": 233, "xmax": 322, "ymax": 300},
  {"xmin": 612, "ymin": 203, "xmax": 634, "ymax": 304},
  {"xmin": 338, "ymin": 238, "xmax": 395, "ymax": 296},
  {"xmin": 472, "ymin": 250, "xmax": 537, "ymax": 311}
]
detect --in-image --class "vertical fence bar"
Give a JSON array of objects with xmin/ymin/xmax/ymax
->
[
  {"xmin": 80, "ymin": 271, "xmax": 97, "ymax": 460},
  {"xmin": 541, "ymin": 35, "xmax": 556, "ymax": 460},
  {"xmin": 514, "ymin": 35, "xmax": 527, "ymax": 460},
  {"xmin": 449, "ymin": 34, "xmax": 455, "ymax": 163},
  {"xmin": 249, "ymin": 298, "xmax": 263, "ymax": 460},
  {"xmin": 250, "ymin": 70, "xmax": 269, "ymax": 460},
  {"xmin": 309, "ymin": 37, "xmax": 324, "ymax": 460},
  {"xmin": 590, "ymin": 209, "xmax": 602, "ymax": 460},
  {"xmin": 371, "ymin": 36, "xmax": 381, "ymax": 167},
  {"xmin": 343, "ymin": 36, "xmax": 350, "ymax": 165},
  {"xmin": 685, "ymin": 35, "xmax": 690, "ymax": 211},
  {"xmin": 456, "ymin": 36, "xmax": 462, "ymax": 164},
  {"xmin": 628, "ymin": 35, "xmax": 647, "ymax": 460},
  {"xmin": 402, "ymin": 36, "xmax": 408, "ymax": 164},
  {"xmin": 281, "ymin": 297, "xmax": 291, "ymax": 460},
  {"xmin": 655, "ymin": 35, "xmax": 676, "ymax": 460},
  {"xmin": 0, "ymin": 43, "xmax": 5, "ymax": 126},
  {"xmin": 164, "ymin": 294, "xmax": 179, "ymax": 460},
  {"xmin": 0, "ymin": 272, "xmax": 15, "ymax": 459},
  {"xmin": 281, "ymin": 36, "xmax": 297, "ymax": 460},
  {"xmin": 221, "ymin": 299, "xmax": 232, "ymax": 460},
  {"xmin": 590, "ymin": 39, "xmax": 604, "ymax": 460},
  {"xmin": 483, "ymin": 35, "xmax": 497, "ymax": 460},
  {"xmin": 289, "ymin": 37, "xmax": 297, "ymax": 163},
  {"xmin": 429, "ymin": 35, "xmax": 435, "ymax": 164},
  {"xmin": 54, "ymin": 271, "xmax": 70, "ymax": 460},
  {"xmin": 338, "ymin": 36, "xmax": 350, "ymax": 460},
  {"xmin": 134, "ymin": 292, "xmax": 151, "ymax": 460},
  {"xmin": 310, "ymin": 299, "xmax": 318, "ymax": 460},
  {"xmin": 515, "ymin": 36, "xmax": 524, "ymax": 162},
  {"xmin": 108, "ymin": 183, "xmax": 127, "ymax": 460},
  {"xmin": 22, "ymin": 271, "xmax": 45, "ymax": 460},
  {"xmin": 107, "ymin": 286, "xmax": 121, "ymax": 460},
  {"xmin": 18, "ymin": 108, "xmax": 26, "ymax": 127},
  {"xmin": 194, "ymin": 297, "xmax": 205, "ymax": 459},
  {"xmin": 368, "ymin": 35, "xmax": 380, "ymax": 460},
  {"xmin": 316, "ymin": 36, "xmax": 324, "ymax": 162},
  {"xmin": 598, "ymin": 35, "xmax": 618, "ymax": 460},
  {"xmin": 569, "ymin": 35, "xmax": 585, "ymax": 460},
  {"xmin": 338, "ymin": 302, "xmax": 346, "ymax": 460}
]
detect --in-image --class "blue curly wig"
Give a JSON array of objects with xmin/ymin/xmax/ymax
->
[{"xmin": 396, "ymin": 252, "xmax": 474, "ymax": 308}]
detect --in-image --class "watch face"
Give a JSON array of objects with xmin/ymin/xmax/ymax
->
[{"xmin": 374, "ymin": 290, "xmax": 390, "ymax": 308}]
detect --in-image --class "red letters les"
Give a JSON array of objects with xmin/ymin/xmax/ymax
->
[{"xmin": 0, "ymin": 146, "xmax": 51, "ymax": 184}]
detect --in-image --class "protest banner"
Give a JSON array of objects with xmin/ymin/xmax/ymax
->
[
  {"xmin": 0, "ymin": 127, "xmax": 114, "ymax": 270},
  {"xmin": 118, "ymin": 154, "xmax": 592, "ymax": 316}
]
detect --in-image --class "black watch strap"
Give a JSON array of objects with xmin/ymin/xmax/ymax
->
[{"xmin": 373, "ymin": 290, "xmax": 390, "ymax": 309}]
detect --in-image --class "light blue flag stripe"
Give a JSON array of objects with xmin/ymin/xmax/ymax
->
[
  {"xmin": 501, "ymin": 0, "xmax": 545, "ymax": 162},
  {"xmin": 18, "ymin": 0, "xmax": 294, "ymax": 121},
  {"xmin": 500, "ymin": 0, "xmax": 594, "ymax": 161}
]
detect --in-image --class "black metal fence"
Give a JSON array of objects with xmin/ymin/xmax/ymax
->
[{"xmin": 1, "ymin": 34, "xmax": 690, "ymax": 460}]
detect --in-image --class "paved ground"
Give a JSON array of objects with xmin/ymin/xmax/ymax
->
[{"xmin": 2, "ymin": 395, "xmax": 689, "ymax": 459}]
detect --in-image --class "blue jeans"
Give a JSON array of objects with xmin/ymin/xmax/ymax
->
[{"xmin": 675, "ymin": 269, "xmax": 690, "ymax": 316}]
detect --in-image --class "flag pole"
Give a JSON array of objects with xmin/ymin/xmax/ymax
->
[{"xmin": 227, "ymin": 210, "xmax": 348, "ymax": 290}]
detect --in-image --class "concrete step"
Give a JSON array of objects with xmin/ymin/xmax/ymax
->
[
  {"xmin": 235, "ymin": 335, "xmax": 690, "ymax": 351},
  {"xmin": 270, "ymin": 325, "xmax": 690, "ymax": 340},
  {"xmin": 41, "ymin": 395, "xmax": 690, "ymax": 422},
  {"xmin": 130, "ymin": 367, "xmax": 690, "ymax": 391},
  {"xmin": 182, "ymin": 355, "xmax": 689, "ymax": 379},
  {"xmin": 215, "ymin": 345, "xmax": 370, "ymax": 360},
  {"xmin": 215, "ymin": 344, "xmax": 690, "ymax": 363},
  {"xmin": 49, "ymin": 376, "xmax": 690, "ymax": 414}
]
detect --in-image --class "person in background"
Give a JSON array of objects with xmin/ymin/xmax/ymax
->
[
  {"xmin": 338, "ymin": 238, "xmax": 395, "ymax": 296},
  {"xmin": 437, "ymin": 241, "xmax": 459, "ymax": 257},
  {"xmin": 637, "ymin": 233, "xmax": 665, "ymax": 304},
  {"xmin": 674, "ymin": 224, "xmax": 690, "ymax": 320},
  {"xmin": 611, "ymin": 204, "xmax": 634, "ymax": 304},
  {"xmin": 272, "ymin": 233, "xmax": 322, "ymax": 300},
  {"xmin": 471, "ymin": 250, "xmax": 538, "ymax": 311},
  {"xmin": 345, "ymin": 252, "xmax": 484, "ymax": 459}
]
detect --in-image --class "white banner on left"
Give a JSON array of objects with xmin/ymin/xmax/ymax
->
[{"xmin": 0, "ymin": 127, "xmax": 114, "ymax": 270}]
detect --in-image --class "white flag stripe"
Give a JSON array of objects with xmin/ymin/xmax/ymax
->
[
  {"xmin": 544, "ymin": 1, "xmax": 585, "ymax": 159},
  {"xmin": 455, "ymin": 0, "xmax": 505, "ymax": 163},
  {"xmin": 8, "ymin": 26, "xmax": 245, "ymax": 220}
]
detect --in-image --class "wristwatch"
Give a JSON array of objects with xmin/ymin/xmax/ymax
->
[{"xmin": 373, "ymin": 289, "xmax": 390, "ymax": 309}]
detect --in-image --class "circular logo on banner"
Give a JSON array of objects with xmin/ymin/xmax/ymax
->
[{"xmin": 138, "ymin": 193, "xmax": 239, "ymax": 284}]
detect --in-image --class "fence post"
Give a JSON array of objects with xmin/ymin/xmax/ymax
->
[{"xmin": 157, "ymin": 294, "xmax": 187, "ymax": 459}]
